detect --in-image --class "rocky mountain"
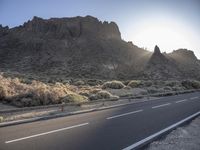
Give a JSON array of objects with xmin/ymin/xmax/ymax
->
[{"xmin": 0, "ymin": 16, "xmax": 199, "ymax": 80}]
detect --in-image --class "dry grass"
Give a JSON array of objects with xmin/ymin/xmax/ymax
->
[
  {"xmin": 61, "ymin": 93, "xmax": 88, "ymax": 104},
  {"xmin": 0, "ymin": 75, "xmax": 84, "ymax": 106}
]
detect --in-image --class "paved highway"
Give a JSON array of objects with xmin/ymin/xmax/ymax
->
[{"xmin": 0, "ymin": 92, "xmax": 200, "ymax": 150}]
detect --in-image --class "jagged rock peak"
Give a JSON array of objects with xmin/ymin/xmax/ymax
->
[{"xmin": 154, "ymin": 45, "xmax": 161, "ymax": 54}]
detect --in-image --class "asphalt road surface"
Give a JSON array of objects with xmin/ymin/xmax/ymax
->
[{"xmin": 0, "ymin": 92, "xmax": 200, "ymax": 150}]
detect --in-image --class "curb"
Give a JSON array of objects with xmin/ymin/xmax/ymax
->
[{"xmin": 122, "ymin": 111, "xmax": 200, "ymax": 150}]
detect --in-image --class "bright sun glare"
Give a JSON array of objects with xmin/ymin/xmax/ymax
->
[{"xmin": 129, "ymin": 18, "xmax": 199, "ymax": 55}]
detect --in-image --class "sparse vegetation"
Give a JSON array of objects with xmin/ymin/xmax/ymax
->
[
  {"xmin": 181, "ymin": 80, "xmax": 200, "ymax": 89},
  {"xmin": 0, "ymin": 74, "xmax": 80, "ymax": 106},
  {"xmin": 73, "ymin": 80, "xmax": 85, "ymax": 86},
  {"xmin": 89, "ymin": 90, "xmax": 119, "ymax": 100},
  {"xmin": 165, "ymin": 81, "xmax": 180, "ymax": 87},
  {"xmin": 0, "ymin": 116, "xmax": 3, "ymax": 122},
  {"xmin": 0, "ymin": 73, "xmax": 199, "ymax": 108},
  {"xmin": 102, "ymin": 80, "xmax": 125, "ymax": 89},
  {"xmin": 127, "ymin": 80, "xmax": 141, "ymax": 88},
  {"xmin": 142, "ymin": 80, "xmax": 153, "ymax": 87},
  {"xmin": 0, "ymin": 85, "xmax": 7, "ymax": 100},
  {"xmin": 61, "ymin": 93, "xmax": 88, "ymax": 104}
]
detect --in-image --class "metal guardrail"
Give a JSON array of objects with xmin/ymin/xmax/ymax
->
[{"xmin": 0, "ymin": 89, "xmax": 199, "ymax": 114}]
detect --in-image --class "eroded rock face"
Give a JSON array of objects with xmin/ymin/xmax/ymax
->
[
  {"xmin": 20, "ymin": 16, "xmax": 121, "ymax": 40},
  {"xmin": 0, "ymin": 16, "xmax": 148, "ymax": 79}
]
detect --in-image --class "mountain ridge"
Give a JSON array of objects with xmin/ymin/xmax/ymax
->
[{"xmin": 0, "ymin": 16, "xmax": 199, "ymax": 80}]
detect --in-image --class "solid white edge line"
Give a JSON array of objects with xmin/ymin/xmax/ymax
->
[
  {"xmin": 175, "ymin": 99, "xmax": 188, "ymax": 103},
  {"xmin": 107, "ymin": 110, "xmax": 143, "ymax": 120},
  {"xmin": 5, "ymin": 122, "xmax": 89, "ymax": 144},
  {"xmin": 122, "ymin": 111, "xmax": 200, "ymax": 150},
  {"xmin": 190, "ymin": 97, "xmax": 199, "ymax": 100},
  {"xmin": 152, "ymin": 103, "xmax": 171, "ymax": 109}
]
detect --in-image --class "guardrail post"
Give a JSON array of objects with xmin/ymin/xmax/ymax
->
[{"xmin": 61, "ymin": 102, "xmax": 65, "ymax": 112}]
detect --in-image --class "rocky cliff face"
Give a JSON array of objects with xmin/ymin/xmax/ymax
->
[
  {"xmin": 20, "ymin": 16, "xmax": 121, "ymax": 40},
  {"xmin": 0, "ymin": 16, "xmax": 199, "ymax": 80}
]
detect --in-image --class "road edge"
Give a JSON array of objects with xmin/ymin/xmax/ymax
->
[{"xmin": 122, "ymin": 111, "xmax": 200, "ymax": 150}]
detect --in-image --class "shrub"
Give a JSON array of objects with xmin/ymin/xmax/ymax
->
[
  {"xmin": 0, "ymin": 85, "xmax": 7, "ymax": 100},
  {"xmin": 20, "ymin": 97, "xmax": 34, "ymax": 107},
  {"xmin": 139, "ymin": 90, "xmax": 148, "ymax": 95},
  {"xmin": 181, "ymin": 80, "xmax": 200, "ymax": 89},
  {"xmin": 142, "ymin": 81, "xmax": 153, "ymax": 87},
  {"xmin": 163, "ymin": 86, "xmax": 172, "ymax": 91},
  {"xmin": 147, "ymin": 87, "xmax": 160, "ymax": 94},
  {"xmin": 86, "ymin": 79, "xmax": 102, "ymax": 86},
  {"xmin": 0, "ymin": 116, "xmax": 3, "ymax": 122},
  {"xmin": 0, "ymin": 75, "xmax": 82, "ymax": 106},
  {"xmin": 30, "ymin": 81, "xmax": 72, "ymax": 105},
  {"xmin": 89, "ymin": 90, "xmax": 119, "ymax": 100},
  {"xmin": 165, "ymin": 81, "xmax": 179, "ymax": 87},
  {"xmin": 61, "ymin": 93, "xmax": 88, "ymax": 104},
  {"xmin": 74, "ymin": 80, "xmax": 85, "ymax": 86},
  {"xmin": 172, "ymin": 86, "xmax": 184, "ymax": 91},
  {"xmin": 127, "ymin": 80, "xmax": 141, "ymax": 88},
  {"xmin": 122, "ymin": 80, "xmax": 130, "ymax": 86},
  {"xmin": 102, "ymin": 80, "xmax": 125, "ymax": 89}
]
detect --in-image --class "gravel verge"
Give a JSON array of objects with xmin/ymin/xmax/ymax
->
[{"xmin": 146, "ymin": 116, "xmax": 200, "ymax": 150}]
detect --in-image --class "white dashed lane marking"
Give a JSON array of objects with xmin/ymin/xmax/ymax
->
[
  {"xmin": 152, "ymin": 103, "xmax": 171, "ymax": 109},
  {"xmin": 106, "ymin": 109, "xmax": 143, "ymax": 120},
  {"xmin": 5, "ymin": 122, "xmax": 89, "ymax": 144},
  {"xmin": 175, "ymin": 99, "xmax": 188, "ymax": 103},
  {"xmin": 190, "ymin": 97, "xmax": 199, "ymax": 100}
]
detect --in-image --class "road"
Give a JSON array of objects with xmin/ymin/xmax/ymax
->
[{"xmin": 0, "ymin": 92, "xmax": 200, "ymax": 150}]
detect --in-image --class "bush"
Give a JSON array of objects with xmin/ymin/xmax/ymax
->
[
  {"xmin": 62, "ymin": 93, "xmax": 88, "ymax": 104},
  {"xmin": 165, "ymin": 81, "xmax": 179, "ymax": 87},
  {"xmin": 0, "ymin": 85, "xmax": 7, "ymax": 100},
  {"xmin": 0, "ymin": 116, "xmax": 3, "ymax": 122},
  {"xmin": 127, "ymin": 80, "xmax": 141, "ymax": 88},
  {"xmin": 89, "ymin": 90, "xmax": 119, "ymax": 100},
  {"xmin": 163, "ymin": 86, "xmax": 172, "ymax": 91},
  {"xmin": 73, "ymin": 80, "xmax": 85, "ymax": 86},
  {"xmin": 142, "ymin": 81, "xmax": 153, "ymax": 87},
  {"xmin": 86, "ymin": 79, "xmax": 103, "ymax": 86},
  {"xmin": 0, "ymin": 75, "xmax": 83, "ymax": 106},
  {"xmin": 20, "ymin": 97, "xmax": 36, "ymax": 107},
  {"xmin": 102, "ymin": 80, "xmax": 125, "ymax": 89},
  {"xmin": 147, "ymin": 87, "xmax": 161, "ymax": 94},
  {"xmin": 181, "ymin": 80, "xmax": 200, "ymax": 89},
  {"xmin": 172, "ymin": 86, "xmax": 184, "ymax": 91}
]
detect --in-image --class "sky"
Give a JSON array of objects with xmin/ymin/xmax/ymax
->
[{"xmin": 0, "ymin": 0, "xmax": 200, "ymax": 58}]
